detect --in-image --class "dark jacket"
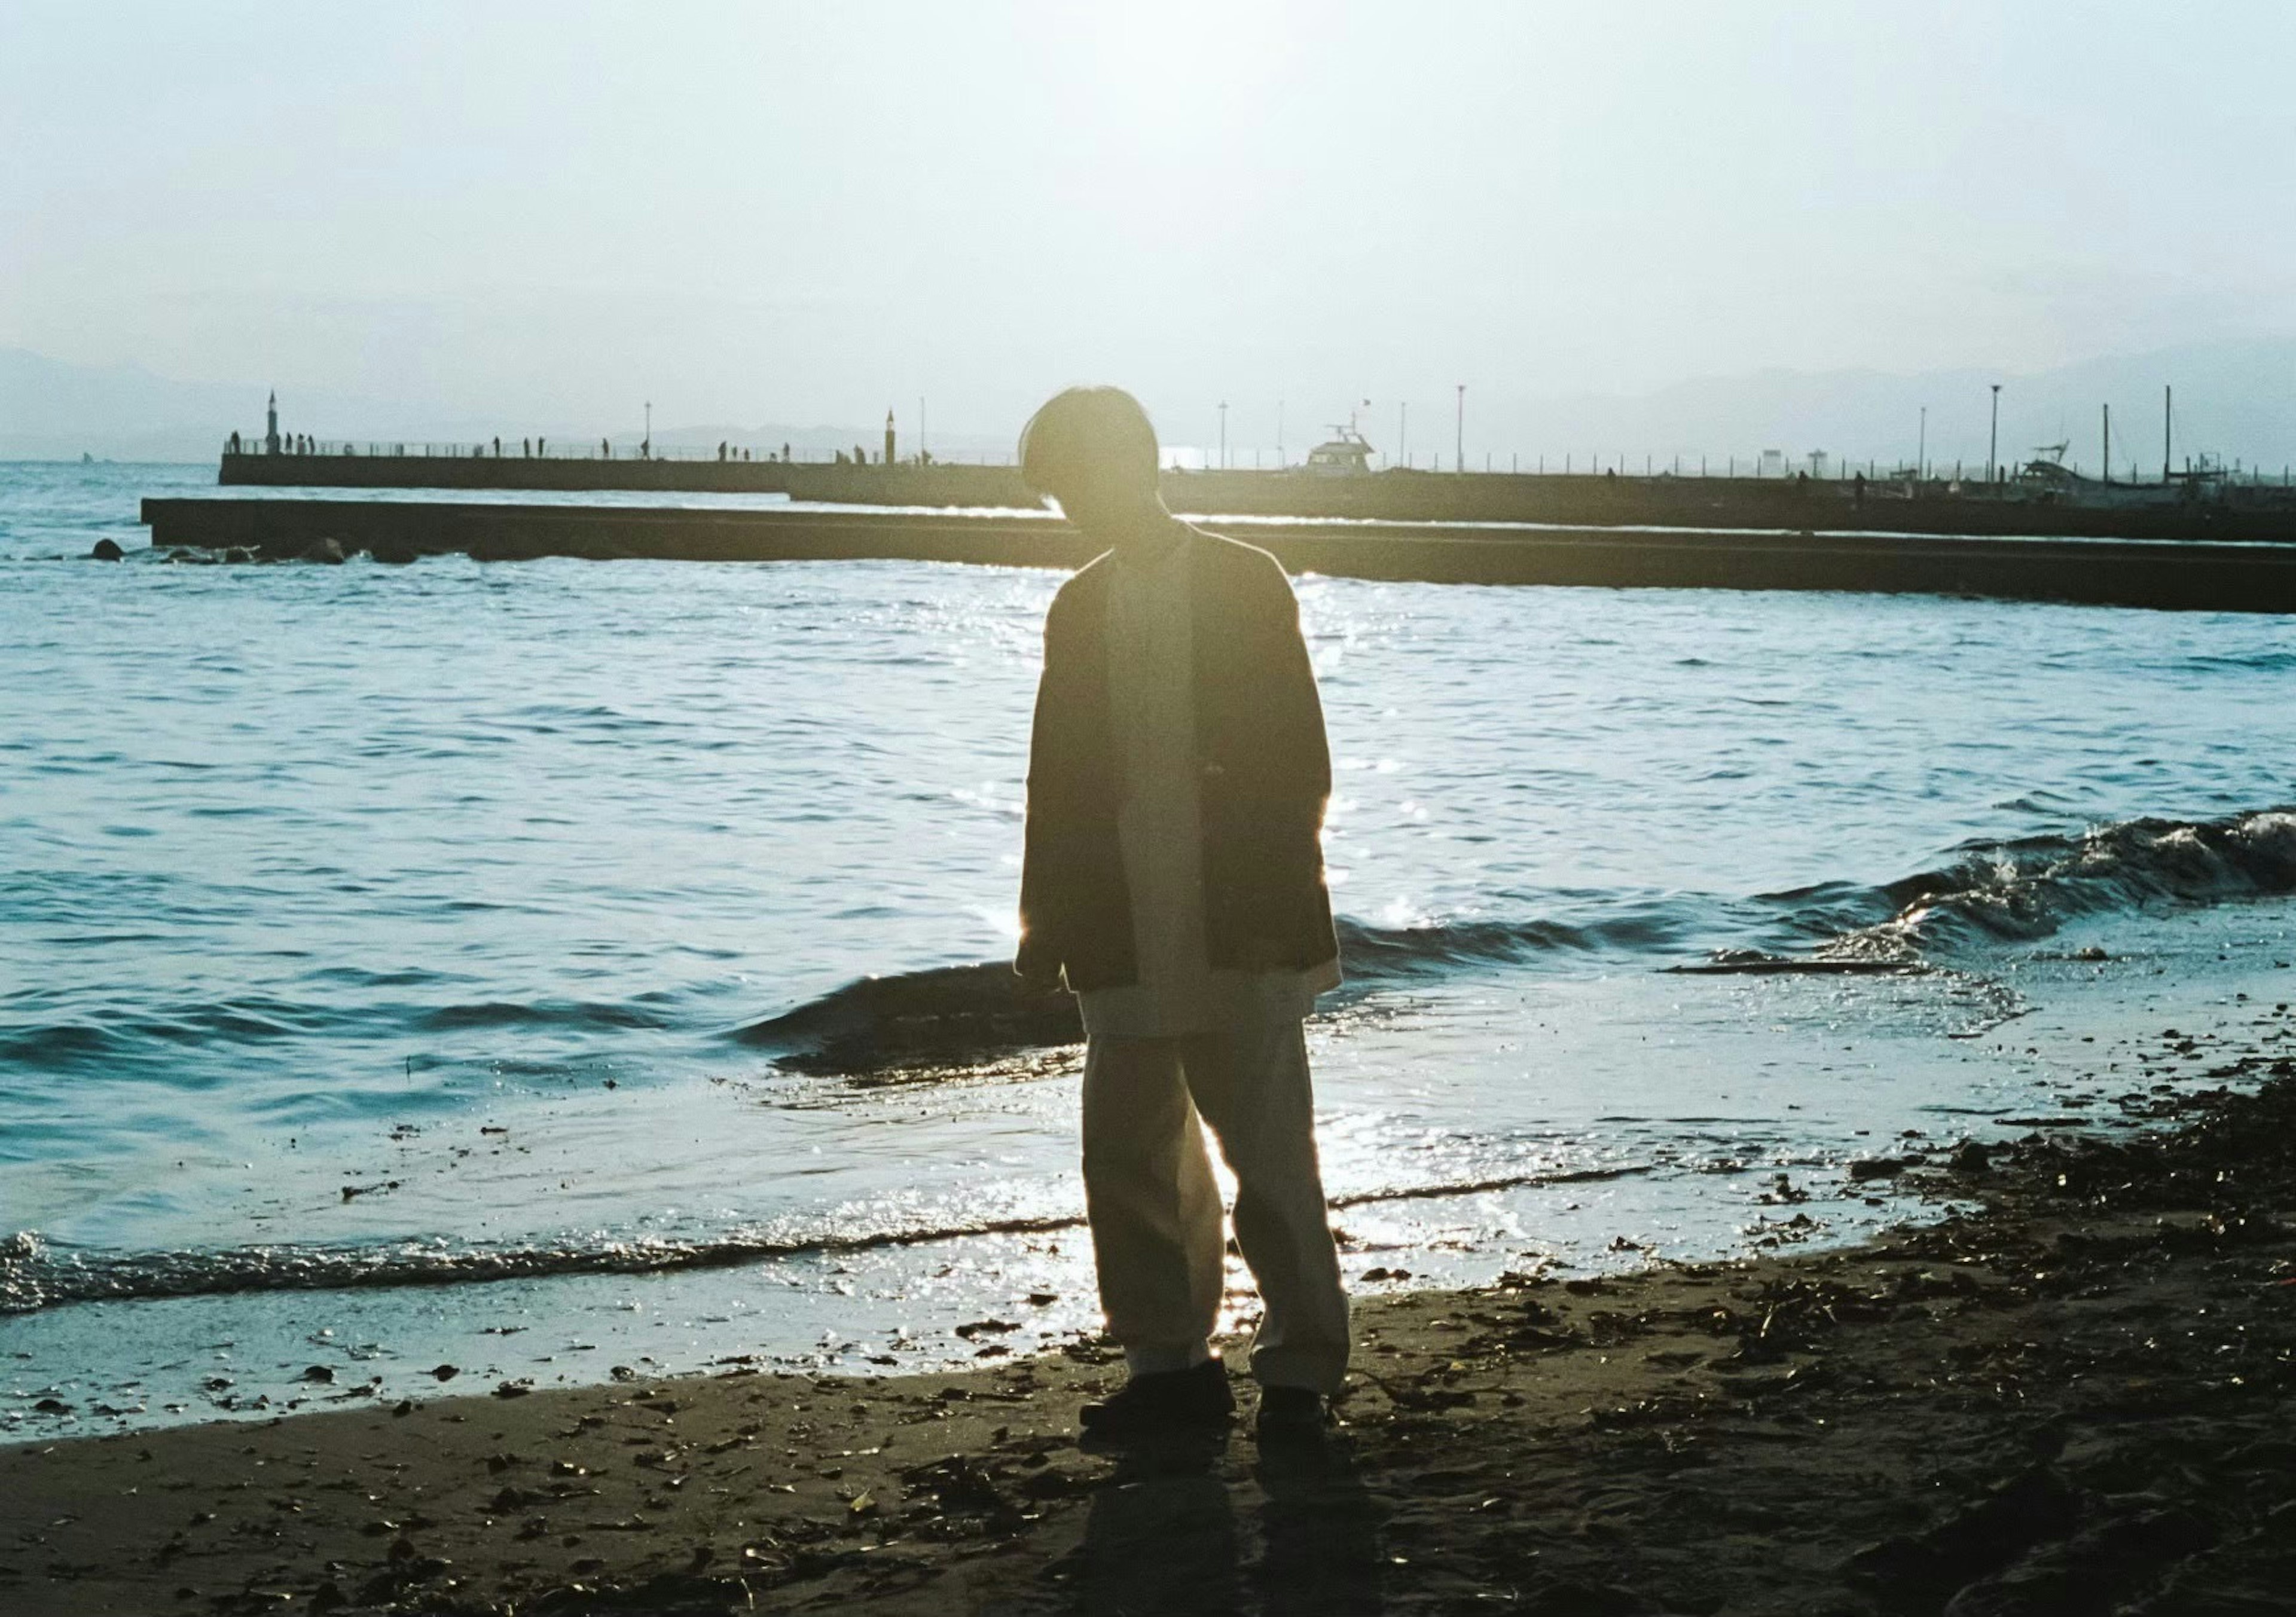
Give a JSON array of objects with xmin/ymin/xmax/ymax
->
[{"xmin": 1015, "ymin": 528, "xmax": 1339, "ymax": 992}]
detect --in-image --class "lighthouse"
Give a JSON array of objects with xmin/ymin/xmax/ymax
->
[
  {"xmin": 264, "ymin": 391, "xmax": 280, "ymax": 455},
  {"xmin": 884, "ymin": 409, "xmax": 897, "ymax": 467}
]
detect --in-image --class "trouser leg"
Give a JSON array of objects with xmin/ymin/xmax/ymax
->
[
  {"xmin": 1080, "ymin": 1034, "xmax": 1226, "ymax": 1369},
  {"xmin": 1182, "ymin": 1013, "xmax": 1351, "ymax": 1393}
]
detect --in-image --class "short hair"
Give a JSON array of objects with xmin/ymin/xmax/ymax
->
[{"xmin": 1017, "ymin": 386, "xmax": 1159, "ymax": 497}]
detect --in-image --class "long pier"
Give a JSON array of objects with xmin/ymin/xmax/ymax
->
[
  {"xmin": 216, "ymin": 451, "xmax": 2296, "ymax": 544},
  {"xmin": 221, "ymin": 450, "xmax": 799, "ymax": 494},
  {"xmin": 142, "ymin": 497, "xmax": 2296, "ymax": 613}
]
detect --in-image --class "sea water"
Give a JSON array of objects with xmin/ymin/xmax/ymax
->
[{"xmin": 4, "ymin": 462, "xmax": 2293, "ymax": 1432}]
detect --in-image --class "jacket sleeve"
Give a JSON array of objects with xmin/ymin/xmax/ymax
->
[
  {"xmin": 1283, "ymin": 578, "xmax": 1332, "ymax": 811},
  {"xmin": 1262, "ymin": 555, "xmax": 1332, "ymax": 815},
  {"xmin": 1013, "ymin": 606, "xmax": 1063, "ymax": 983}
]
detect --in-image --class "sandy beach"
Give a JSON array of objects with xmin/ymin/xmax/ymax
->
[{"xmin": 7, "ymin": 1003, "xmax": 2291, "ymax": 1617}]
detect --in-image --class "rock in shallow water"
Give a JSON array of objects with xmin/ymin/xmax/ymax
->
[{"xmin": 88, "ymin": 538, "xmax": 124, "ymax": 561}]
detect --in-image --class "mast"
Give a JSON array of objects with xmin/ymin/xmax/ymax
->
[{"xmin": 2102, "ymin": 403, "xmax": 2111, "ymax": 485}]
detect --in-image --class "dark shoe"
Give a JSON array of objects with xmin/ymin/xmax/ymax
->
[
  {"xmin": 1077, "ymin": 1358, "xmax": 1234, "ymax": 1439},
  {"xmin": 1254, "ymin": 1385, "xmax": 1330, "ymax": 1442}
]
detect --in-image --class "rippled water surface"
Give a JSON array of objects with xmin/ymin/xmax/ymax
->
[{"xmin": 4, "ymin": 463, "xmax": 2293, "ymax": 1429}]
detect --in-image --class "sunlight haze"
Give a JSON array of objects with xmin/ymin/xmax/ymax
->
[{"xmin": 5, "ymin": 1, "xmax": 2293, "ymax": 456}]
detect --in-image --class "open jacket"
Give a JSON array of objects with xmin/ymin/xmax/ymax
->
[{"xmin": 1015, "ymin": 528, "xmax": 1339, "ymax": 993}]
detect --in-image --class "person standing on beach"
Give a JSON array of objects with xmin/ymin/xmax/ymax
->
[{"xmin": 1013, "ymin": 386, "xmax": 1350, "ymax": 1440}]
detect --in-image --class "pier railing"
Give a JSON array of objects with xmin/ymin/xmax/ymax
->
[
  {"xmin": 218, "ymin": 439, "xmax": 2296, "ymax": 490},
  {"xmin": 222, "ymin": 438, "xmax": 1027, "ymax": 467}
]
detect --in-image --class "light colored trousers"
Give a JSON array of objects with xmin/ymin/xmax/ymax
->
[{"xmin": 1079, "ymin": 1011, "xmax": 1351, "ymax": 1393}]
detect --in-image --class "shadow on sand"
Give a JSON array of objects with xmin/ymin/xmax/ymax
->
[{"xmin": 1063, "ymin": 1429, "xmax": 1385, "ymax": 1616}]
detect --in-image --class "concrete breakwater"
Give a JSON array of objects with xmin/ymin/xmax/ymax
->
[
  {"xmin": 141, "ymin": 497, "xmax": 2296, "ymax": 612},
  {"xmin": 218, "ymin": 451, "xmax": 2296, "ymax": 543},
  {"xmin": 219, "ymin": 450, "xmax": 801, "ymax": 494},
  {"xmin": 1159, "ymin": 466, "xmax": 2296, "ymax": 545},
  {"xmin": 217, "ymin": 450, "xmax": 1024, "ymax": 505}
]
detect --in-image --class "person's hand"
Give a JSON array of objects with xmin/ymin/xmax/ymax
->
[{"xmin": 1013, "ymin": 937, "xmax": 1062, "ymax": 992}]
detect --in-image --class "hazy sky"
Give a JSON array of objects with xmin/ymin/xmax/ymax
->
[{"xmin": 6, "ymin": 1, "xmax": 2294, "ymax": 447}]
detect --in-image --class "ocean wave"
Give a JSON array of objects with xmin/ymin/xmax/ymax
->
[
  {"xmin": 1815, "ymin": 806, "xmax": 2296, "ymax": 964},
  {"xmin": 2, "ymin": 1160, "xmax": 1647, "ymax": 1312},
  {"xmin": 730, "ymin": 961, "xmax": 1081, "ymax": 1074},
  {"xmin": 737, "ymin": 808, "xmax": 2296, "ymax": 1076},
  {"xmin": 0, "ymin": 993, "xmax": 679, "ymax": 1074},
  {"xmin": 414, "ymin": 998, "xmax": 675, "ymax": 1033},
  {"xmin": 730, "ymin": 915, "xmax": 1668, "ymax": 1075}
]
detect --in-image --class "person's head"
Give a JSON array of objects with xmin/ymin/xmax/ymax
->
[{"xmin": 1018, "ymin": 386, "xmax": 1164, "ymax": 534}]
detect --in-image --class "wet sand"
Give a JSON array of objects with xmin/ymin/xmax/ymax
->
[{"xmin": 5, "ymin": 1010, "xmax": 2293, "ymax": 1616}]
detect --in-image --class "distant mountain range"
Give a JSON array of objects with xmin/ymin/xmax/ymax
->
[{"xmin": 4, "ymin": 340, "xmax": 2291, "ymax": 473}]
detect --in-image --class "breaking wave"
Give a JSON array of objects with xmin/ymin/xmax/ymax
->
[
  {"xmin": 741, "ymin": 808, "xmax": 2296, "ymax": 1072},
  {"xmin": 1788, "ymin": 805, "xmax": 2296, "ymax": 965},
  {"xmin": 731, "ymin": 913, "xmax": 1688, "ymax": 1075},
  {"xmin": 2, "ymin": 1160, "xmax": 1648, "ymax": 1313}
]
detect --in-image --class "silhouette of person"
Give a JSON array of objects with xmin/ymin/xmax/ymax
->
[{"xmin": 1014, "ymin": 386, "xmax": 1349, "ymax": 1443}]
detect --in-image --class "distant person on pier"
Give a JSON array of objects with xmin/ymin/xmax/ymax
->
[{"xmin": 1013, "ymin": 385, "xmax": 1349, "ymax": 1442}]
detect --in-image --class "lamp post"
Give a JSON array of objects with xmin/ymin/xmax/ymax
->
[
  {"xmin": 1218, "ymin": 401, "xmax": 1228, "ymax": 470},
  {"xmin": 1455, "ymin": 383, "xmax": 1465, "ymax": 473},
  {"xmin": 1986, "ymin": 384, "xmax": 2000, "ymax": 485}
]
